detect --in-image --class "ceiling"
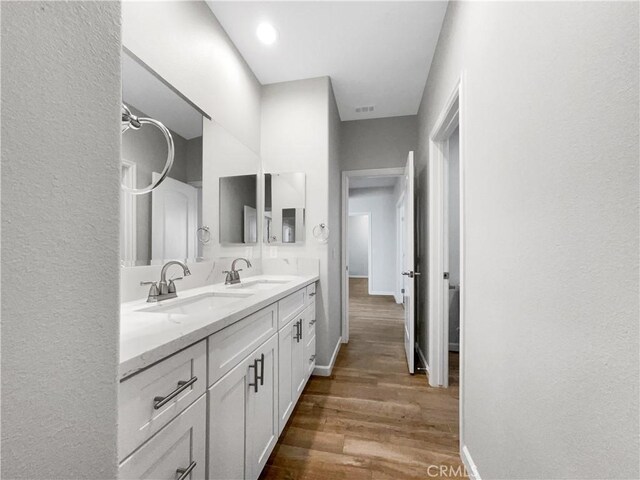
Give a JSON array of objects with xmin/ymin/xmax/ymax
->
[
  {"xmin": 206, "ymin": 1, "xmax": 448, "ymax": 121},
  {"xmin": 349, "ymin": 175, "xmax": 400, "ymax": 190},
  {"xmin": 122, "ymin": 52, "xmax": 203, "ymax": 140}
]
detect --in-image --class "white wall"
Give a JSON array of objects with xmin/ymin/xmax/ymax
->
[
  {"xmin": 1, "ymin": 2, "xmax": 121, "ymax": 477},
  {"xmin": 341, "ymin": 115, "xmax": 417, "ymax": 171},
  {"xmin": 417, "ymin": 2, "xmax": 639, "ymax": 478},
  {"xmin": 122, "ymin": 1, "xmax": 263, "ymax": 298},
  {"xmin": 348, "ymin": 215, "xmax": 369, "ymax": 277},
  {"xmin": 122, "ymin": 1, "xmax": 261, "ymax": 153},
  {"xmin": 349, "ymin": 187, "xmax": 398, "ymax": 295},
  {"xmin": 261, "ymin": 76, "xmax": 342, "ymax": 368}
]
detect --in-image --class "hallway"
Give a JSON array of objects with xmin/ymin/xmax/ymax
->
[{"xmin": 261, "ymin": 279, "xmax": 463, "ymax": 479}]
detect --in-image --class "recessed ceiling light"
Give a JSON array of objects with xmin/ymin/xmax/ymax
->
[{"xmin": 256, "ymin": 22, "xmax": 278, "ymax": 45}]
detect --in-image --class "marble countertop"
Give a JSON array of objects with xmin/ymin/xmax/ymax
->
[{"xmin": 119, "ymin": 274, "xmax": 319, "ymax": 380}]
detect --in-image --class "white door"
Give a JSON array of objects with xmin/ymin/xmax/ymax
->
[
  {"xmin": 245, "ymin": 334, "xmax": 279, "ymax": 480},
  {"xmin": 402, "ymin": 152, "xmax": 416, "ymax": 374},
  {"xmin": 151, "ymin": 173, "xmax": 198, "ymax": 264},
  {"xmin": 208, "ymin": 356, "xmax": 251, "ymax": 480}
]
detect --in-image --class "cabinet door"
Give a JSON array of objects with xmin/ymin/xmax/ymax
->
[
  {"xmin": 246, "ymin": 334, "xmax": 279, "ymax": 480},
  {"xmin": 278, "ymin": 319, "xmax": 295, "ymax": 434},
  {"xmin": 292, "ymin": 318, "xmax": 306, "ymax": 401},
  {"xmin": 208, "ymin": 355, "xmax": 252, "ymax": 480},
  {"xmin": 119, "ymin": 395, "xmax": 206, "ymax": 480}
]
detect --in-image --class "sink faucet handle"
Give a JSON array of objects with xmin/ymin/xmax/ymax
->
[
  {"xmin": 140, "ymin": 281, "xmax": 160, "ymax": 300},
  {"xmin": 168, "ymin": 277, "xmax": 183, "ymax": 294}
]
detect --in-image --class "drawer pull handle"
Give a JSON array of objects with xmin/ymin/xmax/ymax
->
[
  {"xmin": 176, "ymin": 461, "xmax": 197, "ymax": 480},
  {"xmin": 309, "ymin": 292, "xmax": 316, "ymax": 297},
  {"xmin": 153, "ymin": 376, "xmax": 197, "ymax": 410},
  {"xmin": 309, "ymin": 319, "xmax": 316, "ymax": 326},
  {"xmin": 309, "ymin": 354, "xmax": 316, "ymax": 362}
]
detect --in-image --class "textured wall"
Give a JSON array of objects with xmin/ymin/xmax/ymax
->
[
  {"xmin": 341, "ymin": 115, "xmax": 417, "ymax": 171},
  {"xmin": 1, "ymin": 2, "xmax": 121, "ymax": 478},
  {"xmin": 416, "ymin": 2, "xmax": 639, "ymax": 478}
]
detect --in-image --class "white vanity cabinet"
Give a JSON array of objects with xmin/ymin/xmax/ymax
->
[
  {"xmin": 119, "ymin": 281, "xmax": 317, "ymax": 480},
  {"xmin": 208, "ymin": 333, "xmax": 279, "ymax": 480}
]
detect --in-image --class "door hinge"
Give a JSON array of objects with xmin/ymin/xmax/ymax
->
[{"xmin": 443, "ymin": 272, "xmax": 449, "ymax": 280}]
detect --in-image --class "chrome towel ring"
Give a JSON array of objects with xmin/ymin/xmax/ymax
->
[
  {"xmin": 312, "ymin": 223, "xmax": 329, "ymax": 243},
  {"xmin": 121, "ymin": 104, "xmax": 175, "ymax": 195}
]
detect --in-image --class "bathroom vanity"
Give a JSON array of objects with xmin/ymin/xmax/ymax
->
[{"xmin": 118, "ymin": 275, "xmax": 318, "ymax": 480}]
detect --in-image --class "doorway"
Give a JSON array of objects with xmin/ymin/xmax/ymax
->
[
  {"xmin": 341, "ymin": 161, "xmax": 416, "ymax": 374},
  {"xmin": 427, "ymin": 75, "xmax": 465, "ymax": 393}
]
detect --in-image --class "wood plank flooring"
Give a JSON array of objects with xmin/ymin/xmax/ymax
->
[{"xmin": 260, "ymin": 278, "xmax": 464, "ymax": 480}]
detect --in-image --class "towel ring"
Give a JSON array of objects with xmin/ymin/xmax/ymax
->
[
  {"xmin": 197, "ymin": 226, "xmax": 211, "ymax": 245},
  {"xmin": 312, "ymin": 223, "xmax": 329, "ymax": 243},
  {"xmin": 121, "ymin": 104, "xmax": 175, "ymax": 195}
]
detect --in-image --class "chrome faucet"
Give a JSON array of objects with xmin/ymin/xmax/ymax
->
[
  {"xmin": 141, "ymin": 260, "xmax": 191, "ymax": 302},
  {"xmin": 223, "ymin": 258, "xmax": 252, "ymax": 285}
]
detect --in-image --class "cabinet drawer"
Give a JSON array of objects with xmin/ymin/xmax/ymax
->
[
  {"xmin": 303, "ymin": 302, "xmax": 316, "ymax": 339},
  {"xmin": 208, "ymin": 304, "xmax": 277, "ymax": 386},
  {"xmin": 305, "ymin": 283, "xmax": 316, "ymax": 305},
  {"xmin": 278, "ymin": 288, "xmax": 306, "ymax": 329},
  {"xmin": 119, "ymin": 394, "xmax": 206, "ymax": 479},
  {"xmin": 119, "ymin": 341, "xmax": 206, "ymax": 461},
  {"xmin": 304, "ymin": 334, "xmax": 316, "ymax": 379}
]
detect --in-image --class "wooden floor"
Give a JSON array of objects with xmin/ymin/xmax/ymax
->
[{"xmin": 260, "ymin": 278, "xmax": 464, "ymax": 480}]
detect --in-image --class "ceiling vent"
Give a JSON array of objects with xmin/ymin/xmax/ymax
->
[{"xmin": 355, "ymin": 105, "xmax": 375, "ymax": 113}]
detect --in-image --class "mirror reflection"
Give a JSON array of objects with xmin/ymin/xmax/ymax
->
[
  {"xmin": 121, "ymin": 50, "xmax": 205, "ymax": 266},
  {"xmin": 219, "ymin": 175, "xmax": 258, "ymax": 244},
  {"xmin": 264, "ymin": 173, "xmax": 306, "ymax": 244}
]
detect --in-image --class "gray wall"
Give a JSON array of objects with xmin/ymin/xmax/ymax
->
[
  {"xmin": 349, "ymin": 187, "xmax": 398, "ymax": 295},
  {"xmin": 341, "ymin": 115, "xmax": 417, "ymax": 171},
  {"xmin": 1, "ymin": 2, "xmax": 121, "ymax": 478},
  {"xmin": 416, "ymin": 2, "xmax": 639, "ymax": 478}
]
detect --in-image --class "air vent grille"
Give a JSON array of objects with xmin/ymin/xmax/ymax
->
[{"xmin": 355, "ymin": 105, "xmax": 375, "ymax": 113}]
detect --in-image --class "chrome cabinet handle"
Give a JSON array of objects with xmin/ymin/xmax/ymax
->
[
  {"xmin": 309, "ymin": 318, "xmax": 316, "ymax": 326},
  {"xmin": 295, "ymin": 319, "xmax": 303, "ymax": 342},
  {"xmin": 309, "ymin": 354, "xmax": 316, "ymax": 362},
  {"xmin": 153, "ymin": 377, "xmax": 197, "ymax": 410},
  {"xmin": 176, "ymin": 461, "xmax": 197, "ymax": 480},
  {"xmin": 249, "ymin": 359, "xmax": 259, "ymax": 393}
]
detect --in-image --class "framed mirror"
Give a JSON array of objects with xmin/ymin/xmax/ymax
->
[
  {"xmin": 264, "ymin": 173, "xmax": 306, "ymax": 244},
  {"xmin": 219, "ymin": 174, "xmax": 258, "ymax": 244},
  {"xmin": 121, "ymin": 49, "xmax": 209, "ymax": 266}
]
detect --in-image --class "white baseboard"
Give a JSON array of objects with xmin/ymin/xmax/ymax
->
[
  {"xmin": 449, "ymin": 342, "xmax": 459, "ymax": 352},
  {"xmin": 415, "ymin": 342, "xmax": 430, "ymax": 374},
  {"xmin": 348, "ymin": 275, "xmax": 368, "ymax": 278},
  {"xmin": 461, "ymin": 445, "xmax": 481, "ymax": 480},
  {"xmin": 313, "ymin": 336, "xmax": 342, "ymax": 377}
]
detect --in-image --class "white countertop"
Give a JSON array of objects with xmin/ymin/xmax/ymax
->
[{"xmin": 119, "ymin": 274, "xmax": 318, "ymax": 379}]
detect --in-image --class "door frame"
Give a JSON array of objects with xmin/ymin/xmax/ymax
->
[
  {"xmin": 427, "ymin": 73, "xmax": 466, "ymax": 429},
  {"xmin": 341, "ymin": 167, "xmax": 404, "ymax": 343},
  {"xmin": 394, "ymin": 193, "xmax": 405, "ymax": 304}
]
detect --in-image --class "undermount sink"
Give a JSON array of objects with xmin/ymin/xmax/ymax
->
[
  {"xmin": 139, "ymin": 292, "xmax": 253, "ymax": 315},
  {"xmin": 226, "ymin": 279, "xmax": 290, "ymax": 291}
]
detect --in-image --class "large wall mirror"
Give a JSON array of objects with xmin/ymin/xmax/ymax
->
[
  {"xmin": 121, "ymin": 50, "xmax": 209, "ymax": 266},
  {"xmin": 264, "ymin": 173, "xmax": 306, "ymax": 244},
  {"xmin": 219, "ymin": 175, "xmax": 258, "ymax": 244}
]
